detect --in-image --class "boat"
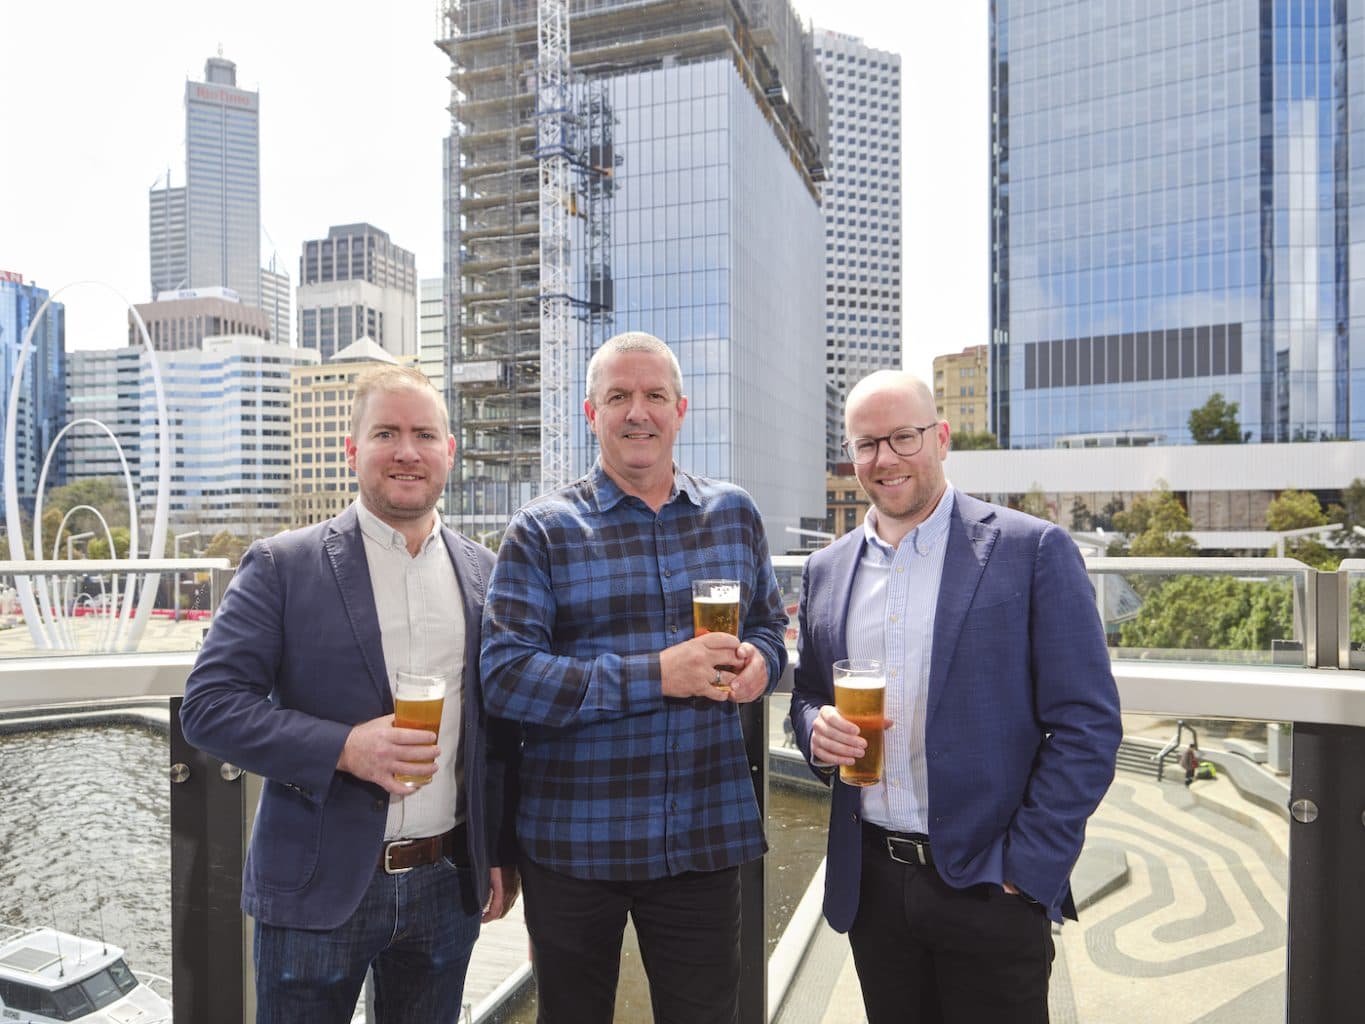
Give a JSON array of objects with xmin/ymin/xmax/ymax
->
[{"xmin": 0, "ymin": 924, "xmax": 171, "ymax": 1023}]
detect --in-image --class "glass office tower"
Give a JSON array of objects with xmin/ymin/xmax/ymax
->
[
  {"xmin": 990, "ymin": 0, "xmax": 1365, "ymax": 447},
  {"xmin": 0, "ymin": 273, "xmax": 65, "ymax": 512}
]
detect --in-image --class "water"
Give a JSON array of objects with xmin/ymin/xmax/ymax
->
[{"xmin": 0, "ymin": 723, "xmax": 171, "ymax": 980}]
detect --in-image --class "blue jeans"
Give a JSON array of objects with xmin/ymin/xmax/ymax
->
[{"xmin": 254, "ymin": 857, "xmax": 480, "ymax": 1024}]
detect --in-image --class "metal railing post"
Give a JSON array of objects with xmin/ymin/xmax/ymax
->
[
  {"xmin": 169, "ymin": 695, "xmax": 252, "ymax": 1024},
  {"xmin": 739, "ymin": 693, "xmax": 771, "ymax": 1024}
]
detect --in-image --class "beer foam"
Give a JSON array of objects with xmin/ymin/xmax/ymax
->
[
  {"xmin": 695, "ymin": 594, "xmax": 739, "ymax": 604},
  {"xmin": 834, "ymin": 676, "xmax": 885, "ymax": 689}
]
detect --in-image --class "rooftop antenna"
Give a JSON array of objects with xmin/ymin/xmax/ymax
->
[
  {"xmin": 96, "ymin": 882, "xmax": 108, "ymax": 956},
  {"xmin": 50, "ymin": 909, "xmax": 65, "ymax": 978}
]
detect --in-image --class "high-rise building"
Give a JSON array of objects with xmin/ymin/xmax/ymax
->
[
  {"xmin": 139, "ymin": 336, "xmax": 318, "ymax": 536},
  {"xmin": 437, "ymin": 0, "xmax": 830, "ymax": 540},
  {"xmin": 990, "ymin": 0, "xmax": 1365, "ymax": 447},
  {"xmin": 260, "ymin": 260, "xmax": 292, "ymax": 346},
  {"xmin": 129, "ymin": 289, "xmax": 271, "ymax": 352},
  {"xmin": 297, "ymin": 224, "xmax": 418, "ymax": 361},
  {"xmin": 0, "ymin": 271, "xmax": 66, "ymax": 513},
  {"xmin": 813, "ymin": 29, "xmax": 903, "ymax": 467},
  {"xmin": 65, "ymin": 347, "xmax": 143, "ymax": 487},
  {"xmin": 290, "ymin": 339, "xmax": 406, "ymax": 526},
  {"xmin": 419, "ymin": 277, "xmax": 445, "ymax": 387},
  {"xmin": 150, "ymin": 54, "xmax": 275, "ymax": 319},
  {"xmin": 933, "ymin": 344, "xmax": 990, "ymax": 437}
]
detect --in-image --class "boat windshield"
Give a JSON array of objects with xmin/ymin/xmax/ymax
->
[{"xmin": 0, "ymin": 959, "xmax": 139, "ymax": 1021}]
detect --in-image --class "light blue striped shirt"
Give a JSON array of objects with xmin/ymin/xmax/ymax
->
[{"xmin": 845, "ymin": 484, "xmax": 955, "ymax": 834}]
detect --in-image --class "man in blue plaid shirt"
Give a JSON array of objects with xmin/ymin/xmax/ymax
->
[{"xmin": 481, "ymin": 331, "xmax": 788, "ymax": 1024}]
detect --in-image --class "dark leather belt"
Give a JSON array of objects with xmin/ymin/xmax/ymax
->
[
  {"xmin": 863, "ymin": 822, "xmax": 934, "ymax": 867},
  {"xmin": 381, "ymin": 822, "xmax": 468, "ymax": 875}
]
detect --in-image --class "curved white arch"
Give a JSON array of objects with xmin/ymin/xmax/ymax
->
[
  {"xmin": 3, "ymin": 281, "xmax": 171, "ymax": 652},
  {"xmin": 47, "ymin": 504, "xmax": 118, "ymax": 650},
  {"xmin": 27, "ymin": 419, "xmax": 142, "ymax": 648}
]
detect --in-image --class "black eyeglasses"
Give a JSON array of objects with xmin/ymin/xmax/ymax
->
[{"xmin": 841, "ymin": 424, "xmax": 940, "ymax": 465}]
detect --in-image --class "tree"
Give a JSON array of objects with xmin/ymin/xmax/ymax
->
[
  {"xmin": 86, "ymin": 527, "xmax": 131, "ymax": 559},
  {"xmin": 1094, "ymin": 497, "xmax": 1125, "ymax": 532},
  {"xmin": 952, "ymin": 430, "xmax": 998, "ymax": 451},
  {"xmin": 1014, "ymin": 484, "xmax": 1055, "ymax": 523},
  {"xmin": 1188, "ymin": 392, "xmax": 1243, "ymax": 444},
  {"xmin": 203, "ymin": 530, "xmax": 249, "ymax": 567},
  {"xmin": 1111, "ymin": 483, "xmax": 1197, "ymax": 557},
  {"xmin": 1266, "ymin": 490, "xmax": 1328, "ymax": 531},
  {"xmin": 1120, "ymin": 576, "xmax": 1295, "ymax": 653},
  {"xmin": 1069, "ymin": 496, "xmax": 1094, "ymax": 532},
  {"xmin": 41, "ymin": 478, "xmax": 132, "ymax": 529},
  {"xmin": 1267, "ymin": 489, "xmax": 1338, "ymax": 570}
]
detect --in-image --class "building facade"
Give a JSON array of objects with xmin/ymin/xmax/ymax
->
[
  {"xmin": 933, "ymin": 343, "xmax": 990, "ymax": 436},
  {"xmin": 419, "ymin": 277, "xmax": 445, "ymax": 388},
  {"xmin": 813, "ymin": 29, "xmax": 903, "ymax": 468},
  {"xmin": 148, "ymin": 55, "xmax": 285, "ymax": 334},
  {"xmin": 0, "ymin": 272, "xmax": 66, "ymax": 514},
  {"xmin": 990, "ymin": 0, "xmax": 1365, "ymax": 448},
  {"xmin": 139, "ymin": 336, "xmax": 318, "ymax": 536},
  {"xmin": 297, "ymin": 223, "xmax": 418, "ymax": 361},
  {"xmin": 438, "ymin": 0, "xmax": 829, "ymax": 539},
  {"xmin": 65, "ymin": 347, "xmax": 143, "ymax": 488},
  {"xmin": 129, "ymin": 289, "xmax": 271, "ymax": 352}
]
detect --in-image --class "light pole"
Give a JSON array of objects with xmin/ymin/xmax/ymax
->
[
  {"xmin": 173, "ymin": 530, "xmax": 201, "ymax": 622},
  {"xmin": 64, "ymin": 532, "xmax": 94, "ymax": 612}
]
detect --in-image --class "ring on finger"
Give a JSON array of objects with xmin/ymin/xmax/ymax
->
[{"xmin": 712, "ymin": 670, "xmax": 722, "ymax": 685}]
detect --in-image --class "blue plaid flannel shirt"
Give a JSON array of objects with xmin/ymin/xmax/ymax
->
[{"xmin": 481, "ymin": 462, "xmax": 789, "ymax": 880}]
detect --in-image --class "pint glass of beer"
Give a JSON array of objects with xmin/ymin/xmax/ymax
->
[
  {"xmin": 833, "ymin": 659, "xmax": 885, "ymax": 787},
  {"xmin": 692, "ymin": 579, "xmax": 741, "ymax": 689},
  {"xmin": 393, "ymin": 670, "xmax": 446, "ymax": 786}
]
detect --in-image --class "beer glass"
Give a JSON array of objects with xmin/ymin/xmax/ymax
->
[
  {"xmin": 833, "ymin": 659, "xmax": 885, "ymax": 787},
  {"xmin": 393, "ymin": 670, "xmax": 446, "ymax": 785},
  {"xmin": 692, "ymin": 579, "xmax": 741, "ymax": 689}
]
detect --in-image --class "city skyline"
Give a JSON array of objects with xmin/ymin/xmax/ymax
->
[{"xmin": 1, "ymin": 0, "xmax": 986, "ymax": 388}]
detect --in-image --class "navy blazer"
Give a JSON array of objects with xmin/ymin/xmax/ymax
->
[
  {"xmin": 180, "ymin": 506, "xmax": 519, "ymax": 930},
  {"xmin": 791, "ymin": 491, "xmax": 1121, "ymax": 928}
]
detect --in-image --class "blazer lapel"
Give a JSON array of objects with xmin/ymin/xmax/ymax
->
[
  {"xmin": 324, "ymin": 508, "xmax": 391, "ymax": 709},
  {"xmin": 927, "ymin": 496, "xmax": 998, "ymax": 723},
  {"xmin": 441, "ymin": 528, "xmax": 484, "ymax": 711},
  {"xmin": 825, "ymin": 530, "xmax": 867, "ymax": 675}
]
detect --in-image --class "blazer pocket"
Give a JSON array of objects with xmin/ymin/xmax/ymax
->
[
  {"xmin": 958, "ymin": 593, "xmax": 1022, "ymax": 633},
  {"xmin": 250, "ymin": 781, "xmax": 324, "ymax": 892}
]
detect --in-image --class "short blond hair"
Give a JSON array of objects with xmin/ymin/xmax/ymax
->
[{"xmin": 350, "ymin": 365, "xmax": 449, "ymax": 437}]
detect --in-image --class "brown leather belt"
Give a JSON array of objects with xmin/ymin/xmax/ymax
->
[
  {"xmin": 863, "ymin": 822, "xmax": 934, "ymax": 867},
  {"xmin": 380, "ymin": 822, "xmax": 468, "ymax": 875}
]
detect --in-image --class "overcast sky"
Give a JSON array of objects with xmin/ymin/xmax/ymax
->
[{"xmin": 1, "ymin": 0, "xmax": 986, "ymax": 384}]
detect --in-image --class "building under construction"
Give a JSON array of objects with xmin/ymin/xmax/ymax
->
[{"xmin": 437, "ymin": 0, "xmax": 830, "ymax": 538}]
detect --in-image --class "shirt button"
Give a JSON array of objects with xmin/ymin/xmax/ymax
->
[
  {"xmin": 896, "ymin": 566, "xmax": 905, "ymax": 573},
  {"xmin": 670, "ymin": 625, "xmax": 678, "ymax": 633},
  {"xmin": 671, "ymin": 800, "xmax": 678, "ymax": 812},
  {"xmin": 663, "ymin": 569, "xmax": 671, "ymax": 578}
]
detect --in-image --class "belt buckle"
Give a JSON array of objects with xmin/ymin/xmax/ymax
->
[
  {"xmin": 886, "ymin": 836, "xmax": 929, "ymax": 866},
  {"xmin": 383, "ymin": 839, "xmax": 415, "ymax": 875}
]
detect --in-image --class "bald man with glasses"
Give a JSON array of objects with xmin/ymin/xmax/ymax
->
[{"xmin": 790, "ymin": 370, "xmax": 1121, "ymax": 1024}]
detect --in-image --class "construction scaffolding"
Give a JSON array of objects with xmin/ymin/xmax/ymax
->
[{"xmin": 436, "ymin": 0, "xmax": 827, "ymax": 532}]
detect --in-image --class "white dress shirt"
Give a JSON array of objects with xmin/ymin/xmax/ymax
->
[
  {"xmin": 844, "ymin": 485, "xmax": 955, "ymax": 834},
  {"xmin": 354, "ymin": 501, "xmax": 467, "ymax": 840}
]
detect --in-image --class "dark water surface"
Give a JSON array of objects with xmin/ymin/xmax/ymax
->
[{"xmin": 0, "ymin": 723, "xmax": 171, "ymax": 979}]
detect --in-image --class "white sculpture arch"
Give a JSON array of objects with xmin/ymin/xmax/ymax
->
[{"xmin": 2, "ymin": 281, "xmax": 172, "ymax": 651}]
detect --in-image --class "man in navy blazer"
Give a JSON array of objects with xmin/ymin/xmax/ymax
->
[
  {"xmin": 181, "ymin": 366, "xmax": 518, "ymax": 1024},
  {"xmin": 792, "ymin": 370, "xmax": 1120, "ymax": 1023}
]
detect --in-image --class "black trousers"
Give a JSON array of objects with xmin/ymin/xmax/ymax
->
[
  {"xmin": 848, "ymin": 828, "xmax": 1055, "ymax": 1024},
  {"xmin": 519, "ymin": 855, "xmax": 742, "ymax": 1024}
]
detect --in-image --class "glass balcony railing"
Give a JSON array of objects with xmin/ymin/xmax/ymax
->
[{"xmin": 1, "ymin": 555, "xmax": 1362, "ymax": 1024}]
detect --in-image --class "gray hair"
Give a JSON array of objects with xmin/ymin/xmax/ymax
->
[
  {"xmin": 584, "ymin": 331, "xmax": 685, "ymax": 404},
  {"xmin": 350, "ymin": 364, "xmax": 449, "ymax": 437}
]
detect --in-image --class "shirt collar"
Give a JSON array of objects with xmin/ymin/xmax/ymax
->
[
  {"xmin": 862, "ymin": 483, "xmax": 956, "ymax": 557},
  {"xmin": 587, "ymin": 459, "xmax": 698, "ymax": 512},
  {"xmin": 354, "ymin": 499, "xmax": 443, "ymax": 553}
]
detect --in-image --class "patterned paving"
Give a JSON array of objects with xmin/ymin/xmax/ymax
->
[{"xmin": 1059, "ymin": 776, "xmax": 1287, "ymax": 1024}]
